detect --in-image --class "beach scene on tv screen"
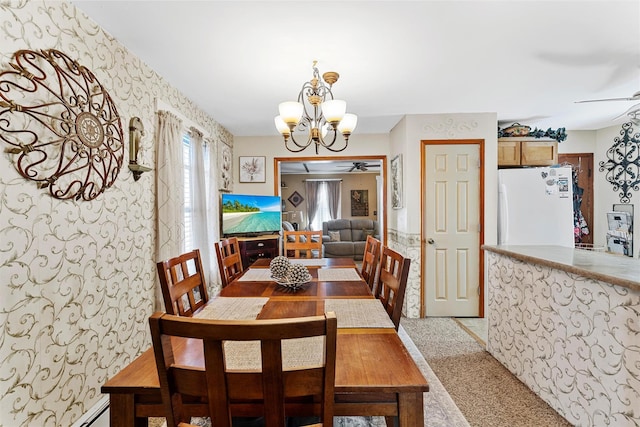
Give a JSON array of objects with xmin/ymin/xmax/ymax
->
[{"xmin": 222, "ymin": 194, "xmax": 281, "ymax": 234}]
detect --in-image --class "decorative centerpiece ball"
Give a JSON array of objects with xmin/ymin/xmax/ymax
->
[
  {"xmin": 286, "ymin": 264, "xmax": 311, "ymax": 284},
  {"xmin": 269, "ymin": 256, "xmax": 290, "ymax": 279}
]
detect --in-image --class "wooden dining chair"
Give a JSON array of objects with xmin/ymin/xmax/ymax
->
[
  {"xmin": 376, "ymin": 246, "xmax": 411, "ymax": 330},
  {"xmin": 283, "ymin": 230, "xmax": 323, "ymax": 259},
  {"xmin": 361, "ymin": 235, "xmax": 382, "ymax": 293},
  {"xmin": 214, "ymin": 237, "xmax": 244, "ymax": 288},
  {"xmin": 149, "ymin": 311, "xmax": 337, "ymax": 427},
  {"xmin": 156, "ymin": 249, "xmax": 209, "ymax": 317}
]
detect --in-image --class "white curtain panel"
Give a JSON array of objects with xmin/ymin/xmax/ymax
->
[
  {"xmin": 191, "ymin": 129, "xmax": 220, "ymax": 293},
  {"xmin": 155, "ymin": 110, "xmax": 184, "ymax": 310},
  {"xmin": 206, "ymin": 137, "xmax": 222, "ymax": 291}
]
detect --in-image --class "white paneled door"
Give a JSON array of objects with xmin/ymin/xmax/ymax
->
[{"xmin": 423, "ymin": 143, "xmax": 481, "ymax": 316}]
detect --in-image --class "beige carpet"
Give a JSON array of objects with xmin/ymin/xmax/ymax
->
[{"xmin": 400, "ymin": 317, "xmax": 573, "ymax": 427}]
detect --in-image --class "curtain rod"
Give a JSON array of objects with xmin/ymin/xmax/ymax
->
[{"xmin": 303, "ymin": 178, "xmax": 342, "ymax": 182}]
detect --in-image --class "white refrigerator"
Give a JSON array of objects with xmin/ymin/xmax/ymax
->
[{"xmin": 498, "ymin": 166, "xmax": 574, "ymax": 247}]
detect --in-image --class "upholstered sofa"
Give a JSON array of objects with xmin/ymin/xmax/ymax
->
[{"xmin": 321, "ymin": 219, "xmax": 379, "ymax": 260}]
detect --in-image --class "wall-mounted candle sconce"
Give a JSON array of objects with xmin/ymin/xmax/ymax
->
[{"xmin": 128, "ymin": 117, "xmax": 152, "ymax": 181}]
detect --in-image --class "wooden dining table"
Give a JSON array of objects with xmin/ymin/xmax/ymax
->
[{"xmin": 101, "ymin": 257, "xmax": 429, "ymax": 427}]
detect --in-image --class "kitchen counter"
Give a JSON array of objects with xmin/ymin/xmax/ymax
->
[
  {"xmin": 482, "ymin": 244, "xmax": 640, "ymax": 291},
  {"xmin": 483, "ymin": 245, "xmax": 640, "ymax": 427}
]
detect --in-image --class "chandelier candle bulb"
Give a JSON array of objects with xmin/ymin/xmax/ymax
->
[
  {"xmin": 338, "ymin": 113, "xmax": 358, "ymax": 135},
  {"xmin": 274, "ymin": 116, "xmax": 290, "ymax": 136},
  {"xmin": 278, "ymin": 101, "xmax": 303, "ymax": 126},
  {"xmin": 321, "ymin": 99, "xmax": 346, "ymax": 124}
]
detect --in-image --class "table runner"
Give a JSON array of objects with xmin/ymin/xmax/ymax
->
[
  {"xmin": 324, "ymin": 299, "xmax": 395, "ymax": 329},
  {"xmin": 195, "ymin": 298, "xmax": 323, "ymax": 370},
  {"xmin": 236, "ymin": 268, "xmax": 276, "ymax": 282},
  {"xmin": 290, "ymin": 258, "xmax": 327, "ymax": 266},
  {"xmin": 223, "ymin": 336, "xmax": 324, "ymax": 370},
  {"xmin": 317, "ymin": 268, "xmax": 362, "ymax": 281},
  {"xmin": 195, "ymin": 297, "xmax": 269, "ymax": 320}
]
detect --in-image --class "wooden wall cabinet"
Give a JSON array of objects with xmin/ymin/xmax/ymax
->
[
  {"xmin": 498, "ymin": 138, "xmax": 558, "ymax": 167},
  {"xmin": 497, "ymin": 139, "xmax": 521, "ymax": 166}
]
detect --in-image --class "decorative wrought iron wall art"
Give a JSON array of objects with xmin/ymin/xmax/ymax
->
[
  {"xmin": 0, "ymin": 49, "xmax": 124, "ymax": 201},
  {"xmin": 599, "ymin": 122, "xmax": 640, "ymax": 203}
]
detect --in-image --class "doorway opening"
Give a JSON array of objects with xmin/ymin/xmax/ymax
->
[
  {"xmin": 273, "ymin": 155, "xmax": 387, "ymax": 244},
  {"xmin": 558, "ymin": 153, "xmax": 594, "ymax": 246}
]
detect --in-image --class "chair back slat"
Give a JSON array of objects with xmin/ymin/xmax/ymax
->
[
  {"xmin": 376, "ymin": 247, "xmax": 411, "ymax": 330},
  {"xmin": 157, "ymin": 249, "xmax": 208, "ymax": 316},
  {"xmin": 283, "ymin": 230, "xmax": 323, "ymax": 259},
  {"xmin": 150, "ymin": 312, "xmax": 337, "ymax": 427},
  {"xmin": 361, "ymin": 235, "xmax": 382, "ymax": 293},
  {"xmin": 215, "ymin": 237, "xmax": 244, "ymax": 287}
]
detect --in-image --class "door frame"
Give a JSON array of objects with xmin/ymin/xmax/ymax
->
[
  {"xmin": 420, "ymin": 140, "xmax": 485, "ymax": 317},
  {"xmin": 273, "ymin": 155, "xmax": 388, "ymax": 245},
  {"xmin": 558, "ymin": 153, "xmax": 594, "ymax": 245}
]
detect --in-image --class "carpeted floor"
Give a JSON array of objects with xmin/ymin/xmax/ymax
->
[{"xmin": 400, "ymin": 317, "xmax": 573, "ymax": 427}]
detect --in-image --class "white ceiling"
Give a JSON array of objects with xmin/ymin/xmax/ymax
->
[{"xmin": 70, "ymin": 0, "xmax": 640, "ymax": 138}]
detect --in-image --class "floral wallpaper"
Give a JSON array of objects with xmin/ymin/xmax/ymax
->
[
  {"xmin": 0, "ymin": 1, "xmax": 232, "ymax": 426},
  {"xmin": 486, "ymin": 252, "xmax": 640, "ymax": 427}
]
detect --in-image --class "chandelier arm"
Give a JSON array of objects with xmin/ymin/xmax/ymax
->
[
  {"xmin": 286, "ymin": 132, "xmax": 313, "ymax": 152},
  {"xmin": 292, "ymin": 119, "xmax": 312, "ymax": 144},
  {"xmin": 302, "ymin": 104, "xmax": 315, "ymax": 123},
  {"xmin": 316, "ymin": 85, "xmax": 334, "ymax": 100},
  {"xmin": 299, "ymin": 90, "xmax": 327, "ymax": 127},
  {"xmin": 321, "ymin": 144, "xmax": 349, "ymax": 153},
  {"xmin": 317, "ymin": 130, "xmax": 348, "ymax": 153},
  {"xmin": 319, "ymin": 129, "xmax": 339, "ymax": 148},
  {"xmin": 285, "ymin": 141, "xmax": 312, "ymax": 153},
  {"xmin": 298, "ymin": 82, "xmax": 314, "ymax": 104}
]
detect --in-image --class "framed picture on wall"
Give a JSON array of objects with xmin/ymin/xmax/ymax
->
[
  {"xmin": 351, "ymin": 189, "xmax": 369, "ymax": 216},
  {"xmin": 391, "ymin": 154, "xmax": 403, "ymax": 209},
  {"xmin": 288, "ymin": 191, "xmax": 304, "ymax": 207},
  {"xmin": 219, "ymin": 142, "xmax": 232, "ymax": 191},
  {"xmin": 239, "ymin": 156, "xmax": 266, "ymax": 183}
]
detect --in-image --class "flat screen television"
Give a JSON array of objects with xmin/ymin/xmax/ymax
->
[{"xmin": 221, "ymin": 193, "xmax": 282, "ymax": 237}]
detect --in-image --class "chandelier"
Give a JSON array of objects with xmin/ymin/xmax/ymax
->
[{"xmin": 274, "ymin": 61, "xmax": 357, "ymax": 154}]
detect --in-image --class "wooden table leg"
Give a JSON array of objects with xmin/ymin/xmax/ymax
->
[
  {"xmin": 109, "ymin": 394, "xmax": 148, "ymax": 427},
  {"xmin": 397, "ymin": 392, "xmax": 423, "ymax": 427}
]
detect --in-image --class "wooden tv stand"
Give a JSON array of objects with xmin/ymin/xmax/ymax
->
[{"xmin": 237, "ymin": 235, "xmax": 280, "ymax": 267}]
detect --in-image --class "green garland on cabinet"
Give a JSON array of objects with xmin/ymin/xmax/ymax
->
[{"xmin": 498, "ymin": 123, "xmax": 567, "ymax": 142}]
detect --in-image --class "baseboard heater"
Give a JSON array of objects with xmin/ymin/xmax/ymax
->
[{"xmin": 71, "ymin": 396, "xmax": 109, "ymax": 427}]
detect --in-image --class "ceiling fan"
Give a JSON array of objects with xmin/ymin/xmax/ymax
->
[
  {"xmin": 612, "ymin": 102, "xmax": 640, "ymax": 123},
  {"xmin": 575, "ymin": 90, "xmax": 640, "ymax": 103},
  {"xmin": 337, "ymin": 162, "xmax": 381, "ymax": 172}
]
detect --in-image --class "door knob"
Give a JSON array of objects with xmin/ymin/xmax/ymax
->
[{"xmin": 427, "ymin": 238, "xmax": 435, "ymax": 244}]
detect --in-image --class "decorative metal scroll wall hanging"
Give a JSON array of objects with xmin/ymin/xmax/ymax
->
[
  {"xmin": 599, "ymin": 122, "xmax": 640, "ymax": 203},
  {"xmin": 0, "ymin": 49, "xmax": 124, "ymax": 201}
]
